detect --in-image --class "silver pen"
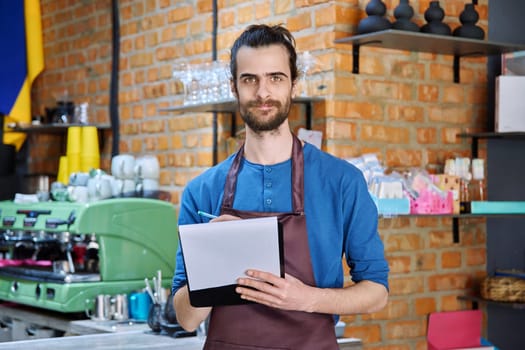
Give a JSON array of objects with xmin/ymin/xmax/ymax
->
[{"xmin": 197, "ymin": 210, "xmax": 218, "ymax": 219}]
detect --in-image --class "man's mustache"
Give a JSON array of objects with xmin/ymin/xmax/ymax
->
[{"xmin": 247, "ymin": 100, "xmax": 281, "ymax": 108}]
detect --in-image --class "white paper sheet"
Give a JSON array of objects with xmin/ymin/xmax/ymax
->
[{"xmin": 178, "ymin": 216, "xmax": 282, "ymax": 291}]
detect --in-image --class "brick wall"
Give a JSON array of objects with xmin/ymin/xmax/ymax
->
[{"xmin": 31, "ymin": 0, "xmax": 491, "ymax": 348}]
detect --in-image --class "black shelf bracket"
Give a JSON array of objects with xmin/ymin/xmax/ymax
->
[
  {"xmin": 470, "ymin": 136, "xmax": 479, "ymax": 158},
  {"xmin": 452, "ymin": 217, "xmax": 460, "ymax": 243},
  {"xmin": 350, "ymin": 39, "xmax": 382, "ymax": 74},
  {"xmin": 353, "ymin": 44, "xmax": 360, "ymax": 74},
  {"xmin": 453, "ymin": 55, "xmax": 460, "ymax": 83}
]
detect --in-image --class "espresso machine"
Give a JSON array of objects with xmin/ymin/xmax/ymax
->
[{"xmin": 0, "ymin": 198, "xmax": 178, "ymax": 313}]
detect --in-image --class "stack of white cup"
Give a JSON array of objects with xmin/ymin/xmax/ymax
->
[
  {"xmin": 111, "ymin": 154, "xmax": 136, "ymax": 197},
  {"xmin": 134, "ymin": 155, "xmax": 160, "ymax": 196}
]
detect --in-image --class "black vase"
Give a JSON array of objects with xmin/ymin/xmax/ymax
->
[
  {"xmin": 453, "ymin": 3, "xmax": 485, "ymax": 39},
  {"xmin": 420, "ymin": 0, "xmax": 451, "ymax": 36},
  {"xmin": 357, "ymin": 0, "xmax": 392, "ymax": 34},
  {"xmin": 392, "ymin": 0, "xmax": 419, "ymax": 32}
]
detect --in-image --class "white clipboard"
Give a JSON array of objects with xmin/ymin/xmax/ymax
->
[{"xmin": 178, "ymin": 216, "xmax": 284, "ymax": 306}]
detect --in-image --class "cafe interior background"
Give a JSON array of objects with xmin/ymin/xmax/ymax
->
[{"xmin": 1, "ymin": 0, "xmax": 525, "ymax": 349}]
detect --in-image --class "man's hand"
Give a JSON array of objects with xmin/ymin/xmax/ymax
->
[
  {"xmin": 235, "ymin": 270, "xmax": 388, "ymax": 316},
  {"xmin": 235, "ymin": 270, "xmax": 317, "ymax": 312},
  {"xmin": 210, "ymin": 214, "xmax": 241, "ymax": 222}
]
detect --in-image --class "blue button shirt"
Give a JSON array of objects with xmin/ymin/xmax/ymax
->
[{"xmin": 172, "ymin": 142, "xmax": 389, "ymax": 294}]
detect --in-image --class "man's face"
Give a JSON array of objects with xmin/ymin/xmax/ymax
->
[{"xmin": 232, "ymin": 44, "xmax": 296, "ymax": 133}]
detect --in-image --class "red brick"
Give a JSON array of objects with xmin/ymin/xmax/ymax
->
[
  {"xmin": 385, "ymin": 233, "xmax": 422, "ymax": 252},
  {"xmin": 428, "ymin": 273, "xmax": 470, "ymax": 291},
  {"xmin": 466, "ymin": 247, "xmax": 486, "ymax": 266},
  {"xmin": 389, "ymin": 277, "xmax": 424, "ymax": 295},
  {"xmin": 416, "ymin": 127, "xmax": 437, "ymax": 144},
  {"xmin": 368, "ymin": 299, "xmax": 410, "ymax": 320},
  {"xmin": 287, "ymin": 12, "xmax": 312, "ymax": 32},
  {"xmin": 385, "ymin": 149, "xmax": 423, "ymax": 168},
  {"xmin": 388, "ymin": 256, "xmax": 412, "ymax": 274},
  {"xmin": 415, "ymin": 297, "xmax": 436, "ymax": 316},
  {"xmin": 442, "ymin": 251, "xmax": 462, "ymax": 269},
  {"xmin": 385, "ymin": 320, "xmax": 427, "ymax": 340},
  {"xmin": 345, "ymin": 323, "xmax": 382, "ymax": 344},
  {"xmin": 416, "ymin": 252, "xmax": 437, "ymax": 271}
]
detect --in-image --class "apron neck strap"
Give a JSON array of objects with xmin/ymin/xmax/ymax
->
[{"xmin": 222, "ymin": 134, "xmax": 304, "ymax": 212}]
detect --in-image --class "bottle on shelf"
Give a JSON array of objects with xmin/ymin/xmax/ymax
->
[
  {"xmin": 469, "ymin": 158, "xmax": 486, "ymax": 202},
  {"xmin": 459, "ymin": 173, "xmax": 471, "ymax": 214}
]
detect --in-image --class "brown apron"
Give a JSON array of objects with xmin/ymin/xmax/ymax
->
[{"xmin": 204, "ymin": 135, "xmax": 338, "ymax": 350}]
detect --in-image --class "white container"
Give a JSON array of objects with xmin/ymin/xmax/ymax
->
[{"xmin": 495, "ymin": 75, "xmax": 525, "ymax": 132}]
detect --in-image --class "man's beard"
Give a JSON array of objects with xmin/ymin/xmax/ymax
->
[{"xmin": 239, "ymin": 96, "xmax": 292, "ymax": 133}]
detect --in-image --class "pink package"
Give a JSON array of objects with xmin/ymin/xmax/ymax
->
[{"xmin": 410, "ymin": 188, "xmax": 454, "ymax": 214}]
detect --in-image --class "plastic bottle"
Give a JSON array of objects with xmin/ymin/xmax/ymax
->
[
  {"xmin": 469, "ymin": 158, "xmax": 486, "ymax": 202},
  {"xmin": 459, "ymin": 173, "xmax": 471, "ymax": 214}
]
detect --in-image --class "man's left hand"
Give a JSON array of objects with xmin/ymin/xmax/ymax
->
[{"xmin": 236, "ymin": 270, "xmax": 316, "ymax": 312}]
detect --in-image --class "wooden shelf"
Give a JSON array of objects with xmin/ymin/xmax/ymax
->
[
  {"xmin": 158, "ymin": 100, "xmax": 237, "ymax": 114},
  {"xmin": 458, "ymin": 295, "xmax": 525, "ymax": 311},
  {"xmin": 457, "ymin": 132, "xmax": 525, "ymax": 157},
  {"xmin": 158, "ymin": 96, "xmax": 322, "ymax": 115},
  {"xmin": 334, "ymin": 29, "xmax": 525, "ymax": 83},
  {"xmin": 458, "ymin": 131, "xmax": 525, "ymax": 139},
  {"xmin": 335, "ymin": 29, "xmax": 525, "ymax": 56},
  {"xmin": 7, "ymin": 123, "xmax": 111, "ymax": 134},
  {"xmin": 6, "ymin": 124, "xmax": 112, "ymax": 153}
]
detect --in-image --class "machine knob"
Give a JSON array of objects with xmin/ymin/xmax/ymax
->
[{"xmin": 11, "ymin": 281, "xmax": 19, "ymax": 293}]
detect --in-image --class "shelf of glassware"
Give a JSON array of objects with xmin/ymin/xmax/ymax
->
[
  {"xmin": 334, "ymin": 29, "xmax": 525, "ymax": 83},
  {"xmin": 158, "ymin": 96, "xmax": 322, "ymax": 114}
]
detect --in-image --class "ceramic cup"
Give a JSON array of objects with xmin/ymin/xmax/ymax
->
[
  {"xmin": 134, "ymin": 155, "xmax": 160, "ymax": 180},
  {"xmin": 128, "ymin": 291, "xmax": 152, "ymax": 321},
  {"xmin": 69, "ymin": 172, "xmax": 90, "ymax": 186},
  {"xmin": 111, "ymin": 154, "xmax": 135, "ymax": 179},
  {"xmin": 112, "ymin": 179, "xmax": 136, "ymax": 197},
  {"xmin": 87, "ymin": 175, "xmax": 112, "ymax": 201},
  {"xmin": 142, "ymin": 178, "xmax": 159, "ymax": 192},
  {"xmin": 68, "ymin": 185, "xmax": 89, "ymax": 203}
]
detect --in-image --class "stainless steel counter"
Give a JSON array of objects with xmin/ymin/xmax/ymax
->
[
  {"xmin": 0, "ymin": 303, "xmax": 361, "ymax": 349},
  {"xmin": 0, "ymin": 331, "xmax": 362, "ymax": 349},
  {"xmin": 0, "ymin": 330, "xmax": 205, "ymax": 349}
]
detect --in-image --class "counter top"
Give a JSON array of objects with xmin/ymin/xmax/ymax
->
[
  {"xmin": 0, "ymin": 329, "xmax": 362, "ymax": 349},
  {"xmin": 0, "ymin": 330, "xmax": 205, "ymax": 350},
  {"xmin": 0, "ymin": 303, "xmax": 362, "ymax": 349}
]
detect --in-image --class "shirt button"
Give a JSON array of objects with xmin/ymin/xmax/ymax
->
[
  {"xmin": 265, "ymin": 167, "xmax": 272, "ymax": 173},
  {"xmin": 266, "ymin": 182, "xmax": 272, "ymax": 188},
  {"xmin": 266, "ymin": 199, "xmax": 272, "ymax": 205}
]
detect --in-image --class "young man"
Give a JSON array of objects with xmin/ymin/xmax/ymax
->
[{"xmin": 172, "ymin": 24, "xmax": 389, "ymax": 349}]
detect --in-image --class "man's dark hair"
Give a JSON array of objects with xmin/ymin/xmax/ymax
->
[{"xmin": 230, "ymin": 24, "xmax": 299, "ymax": 88}]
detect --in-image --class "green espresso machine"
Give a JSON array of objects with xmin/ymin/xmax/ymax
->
[{"xmin": 0, "ymin": 198, "xmax": 178, "ymax": 313}]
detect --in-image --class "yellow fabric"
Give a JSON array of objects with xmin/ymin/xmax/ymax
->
[{"xmin": 3, "ymin": 0, "xmax": 44, "ymax": 150}]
